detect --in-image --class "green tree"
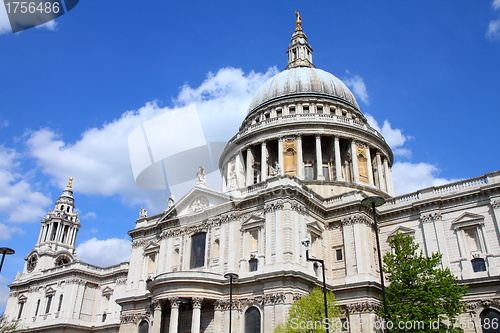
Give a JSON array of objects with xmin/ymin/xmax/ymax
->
[
  {"xmin": 381, "ymin": 233, "xmax": 467, "ymax": 332},
  {"xmin": 274, "ymin": 287, "xmax": 342, "ymax": 333},
  {"xmin": 0, "ymin": 314, "xmax": 21, "ymax": 332}
]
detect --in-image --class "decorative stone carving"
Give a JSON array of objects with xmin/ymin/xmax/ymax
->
[
  {"xmin": 192, "ymin": 297, "xmax": 204, "ymax": 308},
  {"xmin": 291, "ymin": 203, "xmax": 306, "ymax": 214},
  {"xmin": 196, "ymin": 164, "xmax": 207, "ymax": 187},
  {"xmin": 420, "ymin": 212, "xmax": 442, "ymax": 224},
  {"xmin": 139, "ymin": 207, "xmax": 147, "ymax": 219},
  {"xmin": 464, "ymin": 298, "xmax": 500, "ymax": 312},
  {"xmin": 264, "ymin": 201, "xmax": 284, "ymax": 213},
  {"xmin": 116, "ymin": 278, "xmax": 127, "ymax": 285},
  {"xmin": 169, "ymin": 297, "xmax": 180, "ymax": 308},
  {"xmin": 346, "ymin": 301, "xmax": 381, "ymax": 314},
  {"xmin": 167, "ymin": 194, "xmax": 175, "ymax": 209},
  {"xmin": 269, "ymin": 161, "xmax": 281, "ymax": 176},
  {"xmin": 120, "ymin": 312, "xmax": 149, "ymax": 324},
  {"xmin": 189, "ymin": 196, "xmax": 209, "ymax": 213},
  {"xmin": 491, "ymin": 200, "xmax": 500, "ymax": 209},
  {"xmin": 341, "ymin": 215, "xmax": 370, "ymax": 226},
  {"xmin": 214, "ymin": 299, "xmax": 225, "ymax": 311}
]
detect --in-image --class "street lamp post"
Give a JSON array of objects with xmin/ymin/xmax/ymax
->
[
  {"xmin": 361, "ymin": 196, "xmax": 389, "ymax": 331},
  {"xmin": 224, "ymin": 272, "xmax": 239, "ymax": 333},
  {"xmin": 302, "ymin": 239, "xmax": 329, "ymax": 333},
  {"xmin": 0, "ymin": 247, "xmax": 15, "ymax": 273}
]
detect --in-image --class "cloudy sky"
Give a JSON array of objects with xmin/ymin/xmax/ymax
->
[{"xmin": 0, "ymin": 1, "xmax": 499, "ymax": 311}]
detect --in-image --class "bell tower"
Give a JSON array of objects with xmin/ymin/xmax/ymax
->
[{"xmin": 36, "ymin": 177, "xmax": 80, "ymax": 252}]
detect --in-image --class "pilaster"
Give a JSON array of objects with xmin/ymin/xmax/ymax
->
[
  {"xmin": 315, "ymin": 134, "xmax": 324, "ymax": 180},
  {"xmin": 334, "ymin": 136, "xmax": 343, "ymax": 181}
]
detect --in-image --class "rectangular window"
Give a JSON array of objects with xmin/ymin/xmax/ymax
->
[
  {"xmin": 249, "ymin": 258, "xmax": 258, "ymax": 272},
  {"xmin": 472, "ymin": 258, "xmax": 487, "ymax": 272},
  {"xmin": 147, "ymin": 254, "xmax": 156, "ymax": 275},
  {"xmin": 322, "ymin": 166, "xmax": 330, "ymax": 181},
  {"xmin": 303, "ymin": 105, "xmax": 309, "ymax": 113},
  {"xmin": 45, "ymin": 295, "xmax": 52, "ymax": 314},
  {"xmin": 17, "ymin": 302, "xmax": 24, "ymax": 320},
  {"xmin": 35, "ymin": 299, "xmax": 40, "ymax": 316},
  {"xmin": 317, "ymin": 106, "xmax": 323, "ymax": 114},
  {"xmin": 277, "ymin": 109, "xmax": 282, "ymax": 117},
  {"xmin": 289, "ymin": 106, "xmax": 295, "ymax": 115},
  {"xmin": 304, "ymin": 162, "xmax": 314, "ymax": 181},
  {"xmin": 190, "ymin": 232, "xmax": 206, "ymax": 269},
  {"xmin": 57, "ymin": 295, "xmax": 63, "ymax": 312},
  {"xmin": 249, "ymin": 229, "xmax": 258, "ymax": 253},
  {"xmin": 336, "ymin": 249, "xmax": 343, "ymax": 261}
]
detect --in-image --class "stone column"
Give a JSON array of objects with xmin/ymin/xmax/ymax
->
[
  {"xmin": 334, "ymin": 136, "xmax": 343, "ymax": 181},
  {"xmin": 261, "ymin": 141, "xmax": 267, "ymax": 182},
  {"xmin": 152, "ymin": 300, "xmax": 162, "ymax": 333},
  {"xmin": 191, "ymin": 297, "xmax": 203, "ymax": 333},
  {"xmin": 366, "ymin": 147, "xmax": 374, "ymax": 186},
  {"xmin": 315, "ymin": 135, "xmax": 324, "ymax": 180},
  {"xmin": 351, "ymin": 140, "xmax": 360, "ymax": 183},
  {"xmin": 38, "ymin": 226, "xmax": 44, "ymax": 243},
  {"xmin": 297, "ymin": 136, "xmax": 304, "ymax": 180},
  {"xmin": 278, "ymin": 137, "xmax": 284, "ymax": 176},
  {"xmin": 376, "ymin": 153, "xmax": 386, "ymax": 191},
  {"xmin": 214, "ymin": 300, "xmax": 224, "ymax": 332},
  {"xmin": 387, "ymin": 164, "xmax": 395, "ymax": 196},
  {"xmin": 168, "ymin": 298, "xmax": 180, "ymax": 333},
  {"xmin": 383, "ymin": 158, "xmax": 390, "ymax": 193},
  {"xmin": 246, "ymin": 147, "xmax": 253, "ymax": 186},
  {"xmin": 490, "ymin": 199, "xmax": 500, "ymax": 236}
]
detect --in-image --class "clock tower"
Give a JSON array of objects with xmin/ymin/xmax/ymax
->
[{"xmin": 24, "ymin": 178, "xmax": 81, "ymax": 274}]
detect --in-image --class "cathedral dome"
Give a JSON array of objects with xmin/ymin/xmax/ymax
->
[{"xmin": 248, "ymin": 67, "xmax": 359, "ymax": 115}]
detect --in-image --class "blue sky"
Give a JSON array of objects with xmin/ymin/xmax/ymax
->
[{"xmin": 0, "ymin": 1, "xmax": 499, "ymax": 311}]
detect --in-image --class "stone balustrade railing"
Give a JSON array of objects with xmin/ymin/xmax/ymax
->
[{"xmin": 230, "ymin": 113, "xmax": 384, "ymax": 144}]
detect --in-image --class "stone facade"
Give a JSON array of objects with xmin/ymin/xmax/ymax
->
[{"xmin": 5, "ymin": 17, "xmax": 500, "ymax": 333}]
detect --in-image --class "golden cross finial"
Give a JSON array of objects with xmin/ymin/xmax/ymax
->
[
  {"xmin": 68, "ymin": 177, "xmax": 73, "ymax": 188},
  {"xmin": 295, "ymin": 11, "xmax": 302, "ymax": 31}
]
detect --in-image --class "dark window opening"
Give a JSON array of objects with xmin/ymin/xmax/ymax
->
[
  {"xmin": 57, "ymin": 294, "xmax": 63, "ymax": 312},
  {"xmin": 289, "ymin": 106, "xmax": 295, "ymax": 115},
  {"xmin": 34, "ymin": 299, "xmax": 40, "ymax": 316},
  {"xmin": 245, "ymin": 307, "xmax": 261, "ymax": 333},
  {"xmin": 138, "ymin": 320, "xmax": 149, "ymax": 333},
  {"xmin": 249, "ymin": 258, "xmax": 258, "ymax": 272},
  {"xmin": 317, "ymin": 106, "xmax": 323, "ymax": 114},
  {"xmin": 17, "ymin": 302, "xmax": 24, "ymax": 320},
  {"xmin": 45, "ymin": 295, "xmax": 52, "ymax": 314},
  {"xmin": 277, "ymin": 109, "xmax": 282, "ymax": 117},
  {"xmin": 303, "ymin": 105, "xmax": 309, "ymax": 113},
  {"xmin": 336, "ymin": 249, "xmax": 343, "ymax": 261},
  {"xmin": 190, "ymin": 232, "xmax": 207, "ymax": 269},
  {"xmin": 102, "ymin": 313, "xmax": 107, "ymax": 322},
  {"xmin": 472, "ymin": 258, "xmax": 487, "ymax": 272}
]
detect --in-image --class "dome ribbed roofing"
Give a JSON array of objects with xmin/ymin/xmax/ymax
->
[{"xmin": 247, "ymin": 67, "xmax": 359, "ymax": 114}]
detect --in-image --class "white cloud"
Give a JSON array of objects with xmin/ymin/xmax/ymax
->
[
  {"xmin": 35, "ymin": 20, "xmax": 56, "ymax": 32},
  {"xmin": 0, "ymin": 223, "xmax": 24, "ymax": 240},
  {"xmin": 365, "ymin": 115, "xmax": 412, "ymax": 155},
  {"xmin": 0, "ymin": 146, "xmax": 52, "ymax": 223},
  {"xmin": 76, "ymin": 237, "xmax": 131, "ymax": 267},
  {"xmin": 487, "ymin": 19, "xmax": 500, "ymax": 40},
  {"xmin": 392, "ymin": 162, "xmax": 458, "ymax": 196},
  {"xmin": 344, "ymin": 74, "xmax": 369, "ymax": 105},
  {"xmin": 0, "ymin": 5, "xmax": 11, "ymax": 35},
  {"xmin": 25, "ymin": 67, "xmax": 275, "ymax": 213},
  {"xmin": 493, "ymin": 0, "xmax": 500, "ymax": 10}
]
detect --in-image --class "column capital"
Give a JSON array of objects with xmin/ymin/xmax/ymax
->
[
  {"xmin": 192, "ymin": 297, "xmax": 204, "ymax": 309},
  {"xmin": 491, "ymin": 199, "xmax": 500, "ymax": 209},
  {"xmin": 214, "ymin": 299, "xmax": 225, "ymax": 311},
  {"xmin": 169, "ymin": 297, "xmax": 180, "ymax": 308},
  {"xmin": 152, "ymin": 299, "xmax": 162, "ymax": 311}
]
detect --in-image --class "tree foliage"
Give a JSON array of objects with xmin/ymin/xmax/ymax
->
[
  {"xmin": 274, "ymin": 287, "xmax": 341, "ymax": 333},
  {"xmin": 0, "ymin": 314, "xmax": 21, "ymax": 333},
  {"xmin": 381, "ymin": 233, "xmax": 467, "ymax": 332}
]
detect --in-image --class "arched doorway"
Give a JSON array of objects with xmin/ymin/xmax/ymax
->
[
  {"xmin": 480, "ymin": 308, "xmax": 500, "ymax": 333},
  {"xmin": 138, "ymin": 320, "xmax": 149, "ymax": 333},
  {"xmin": 245, "ymin": 307, "xmax": 261, "ymax": 333}
]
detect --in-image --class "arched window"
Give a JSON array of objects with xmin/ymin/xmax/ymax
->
[
  {"xmin": 138, "ymin": 320, "xmax": 149, "ymax": 333},
  {"xmin": 245, "ymin": 307, "xmax": 261, "ymax": 333},
  {"xmin": 480, "ymin": 308, "xmax": 500, "ymax": 333}
]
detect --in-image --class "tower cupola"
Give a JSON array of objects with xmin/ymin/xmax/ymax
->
[{"xmin": 286, "ymin": 11, "xmax": 315, "ymax": 70}]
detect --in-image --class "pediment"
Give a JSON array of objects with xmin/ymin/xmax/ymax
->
[
  {"xmin": 241, "ymin": 215, "xmax": 265, "ymax": 231},
  {"xmin": 102, "ymin": 286, "xmax": 114, "ymax": 296},
  {"xmin": 18, "ymin": 294, "xmax": 27, "ymax": 302},
  {"xmin": 451, "ymin": 212, "xmax": 484, "ymax": 230},
  {"xmin": 307, "ymin": 220, "xmax": 324, "ymax": 235},
  {"xmin": 388, "ymin": 226, "xmax": 415, "ymax": 238},
  {"xmin": 161, "ymin": 186, "xmax": 233, "ymax": 220},
  {"xmin": 45, "ymin": 286, "xmax": 56, "ymax": 296},
  {"xmin": 144, "ymin": 241, "xmax": 160, "ymax": 254}
]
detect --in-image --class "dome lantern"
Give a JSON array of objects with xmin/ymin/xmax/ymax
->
[{"xmin": 286, "ymin": 12, "xmax": 315, "ymax": 70}]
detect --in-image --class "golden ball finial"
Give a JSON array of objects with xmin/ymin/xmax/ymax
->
[
  {"xmin": 294, "ymin": 11, "xmax": 302, "ymax": 31},
  {"xmin": 68, "ymin": 177, "xmax": 73, "ymax": 188}
]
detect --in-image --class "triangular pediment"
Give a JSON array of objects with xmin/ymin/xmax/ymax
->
[
  {"xmin": 451, "ymin": 212, "xmax": 484, "ymax": 229},
  {"xmin": 102, "ymin": 286, "xmax": 114, "ymax": 296},
  {"xmin": 18, "ymin": 294, "xmax": 27, "ymax": 302},
  {"xmin": 307, "ymin": 220, "xmax": 324, "ymax": 235},
  {"xmin": 388, "ymin": 226, "xmax": 415, "ymax": 238},
  {"xmin": 144, "ymin": 241, "xmax": 160, "ymax": 254},
  {"xmin": 241, "ymin": 215, "xmax": 265, "ymax": 231},
  {"xmin": 160, "ymin": 186, "xmax": 234, "ymax": 221},
  {"xmin": 45, "ymin": 286, "xmax": 56, "ymax": 296}
]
